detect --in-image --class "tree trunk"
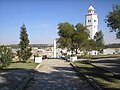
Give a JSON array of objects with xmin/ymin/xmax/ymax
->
[{"xmin": 75, "ymin": 48, "xmax": 78, "ymax": 54}]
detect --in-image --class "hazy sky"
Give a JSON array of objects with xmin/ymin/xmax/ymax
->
[{"xmin": 0, "ymin": 0, "xmax": 120, "ymax": 45}]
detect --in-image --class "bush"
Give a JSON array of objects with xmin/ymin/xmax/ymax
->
[
  {"xmin": 65, "ymin": 55, "xmax": 71, "ymax": 60},
  {"xmin": 77, "ymin": 54, "xmax": 93, "ymax": 60},
  {"xmin": 0, "ymin": 46, "xmax": 13, "ymax": 69},
  {"xmin": 42, "ymin": 55, "xmax": 47, "ymax": 59},
  {"xmin": 71, "ymin": 54, "xmax": 76, "ymax": 57}
]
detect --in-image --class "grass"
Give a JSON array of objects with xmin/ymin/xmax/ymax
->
[
  {"xmin": 73, "ymin": 61, "xmax": 120, "ymax": 90},
  {"xmin": 77, "ymin": 54, "xmax": 120, "ymax": 59},
  {"xmin": 8, "ymin": 59, "xmax": 39, "ymax": 69}
]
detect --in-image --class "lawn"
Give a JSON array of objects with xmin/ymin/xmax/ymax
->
[
  {"xmin": 8, "ymin": 59, "xmax": 39, "ymax": 69},
  {"xmin": 73, "ymin": 61, "xmax": 120, "ymax": 90},
  {"xmin": 77, "ymin": 54, "xmax": 120, "ymax": 59}
]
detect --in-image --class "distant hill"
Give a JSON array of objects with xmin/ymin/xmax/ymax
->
[
  {"xmin": 3, "ymin": 43, "xmax": 120, "ymax": 49},
  {"xmin": 30, "ymin": 44, "xmax": 53, "ymax": 49},
  {"xmin": 104, "ymin": 43, "xmax": 120, "ymax": 48},
  {"xmin": 6, "ymin": 44, "xmax": 19, "ymax": 49},
  {"xmin": 5, "ymin": 44, "xmax": 53, "ymax": 49}
]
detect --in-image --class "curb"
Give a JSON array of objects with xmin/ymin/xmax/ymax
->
[
  {"xmin": 35, "ymin": 63, "xmax": 41, "ymax": 70},
  {"xmin": 70, "ymin": 62, "xmax": 102, "ymax": 90}
]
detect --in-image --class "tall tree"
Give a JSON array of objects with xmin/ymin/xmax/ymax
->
[
  {"xmin": 94, "ymin": 31, "xmax": 104, "ymax": 54},
  {"xmin": 105, "ymin": 4, "xmax": 120, "ymax": 39},
  {"xmin": 73, "ymin": 23, "xmax": 89, "ymax": 54},
  {"xmin": 0, "ymin": 45, "xmax": 13, "ymax": 68},
  {"xmin": 57, "ymin": 22, "xmax": 75, "ymax": 52},
  {"xmin": 17, "ymin": 24, "xmax": 32, "ymax": 62},
  {"xmin": 57, "ymin": 22, "xmax": 89, "ymax": 54},
  {"xmin": 86, "ymin": 39, "xmax": 96, "ymax": 51}
]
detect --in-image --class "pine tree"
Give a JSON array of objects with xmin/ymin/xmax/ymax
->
[
  {"xmin": 17, "ymin": 24, "xmax": 32, "ymax": 62},
  {"xmin": 0, "ymin": 45, "xmax": 13, "ymax": 68}
]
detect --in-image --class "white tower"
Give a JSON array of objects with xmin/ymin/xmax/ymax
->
[
  {"xmin": 53, "ymin": 40, "xmax": 56, "ymax": 58},
  {"xmin": 85, "ymin": 5, "xmax": 98, "ymax": 39}
]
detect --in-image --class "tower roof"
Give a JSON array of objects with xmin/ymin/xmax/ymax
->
[{"xmin": 88, "ymin": 5, "xmax": 95, "ymax": 11}]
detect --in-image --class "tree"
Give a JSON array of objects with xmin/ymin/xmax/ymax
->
[
  {"xmin": 57, "ymin": 22, "xmax": 89, "ymax": 54},
  {"xmin": 94, "ymin": 31, "xmax": 104, "ymax": 54},
  {"xmin": 0, "ymin": 45, "xmax": 13, "ymax": 68},
  {"xmin": 17, "ymin": 24, "xmax": 32, "ymax": 62},
  {"xmin": 105, "ymin": 4, "xmax": 120, "ymax": 39},
  {"xmin": 86, "ymin": 39, "xmax": 96, "ymax": 51},
  {"xmin": 74, "ymin": 23, "xmax": 89, "ymax": 53},
  {"xmin": 57, "ymin": 22, "xmax": 75, "ymax": 53}
]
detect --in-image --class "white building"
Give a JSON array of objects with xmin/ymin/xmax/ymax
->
[
  {"xmin": 103, "ymin": 48, "xmax": 120, "ymax": 55},
  {"xmin": 85, "ymin": 5, "xmax": 98, "ymax": 39}
]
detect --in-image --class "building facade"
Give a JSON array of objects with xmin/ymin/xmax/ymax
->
[{"xmin": 85, "ymin": 5, "xmax": 98, "ymax": 39}]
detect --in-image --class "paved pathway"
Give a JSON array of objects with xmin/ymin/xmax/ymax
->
[
  {"xmin": 24, "ymin": 59, "xmax": 94, "ymax": 90},
  {"xmin": 0, "ymin": 69, "xmax": 31, "ymax": 90}
]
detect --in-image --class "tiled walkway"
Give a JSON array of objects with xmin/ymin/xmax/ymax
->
[{"xmin": 24, "ymin": 59, "xmax": 94, "ymax": 90}]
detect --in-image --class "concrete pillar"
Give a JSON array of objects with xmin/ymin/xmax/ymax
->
[{"xmin": 53, "ymin": 40, "xmax": 56, "ymax": 58}]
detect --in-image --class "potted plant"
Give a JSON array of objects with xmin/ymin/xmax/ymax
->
[
  {"xmin": 34, "ymin": 54, "xmax": 42, "ymax": 63},
  {"xmin": 70, "ymin": 54, "xmax": 77, "ymax": 62}
]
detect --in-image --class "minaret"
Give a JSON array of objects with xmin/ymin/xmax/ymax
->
[{"xmin": 85, "ymin": 5, "xmax": 98, "ymax": 39}]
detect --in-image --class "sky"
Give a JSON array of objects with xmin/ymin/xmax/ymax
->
[{"xmin": 0, "ymin": 0, "xmax": 120, "ymax": 45}]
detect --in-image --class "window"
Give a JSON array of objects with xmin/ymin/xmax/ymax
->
[
  {"xmin": 89, "ymin": 11, "xmax": 91, "ymax": 14},
  {"xmin": 94, "ymin": 20, "xmax": 96, "ymax": 22},
  {"xmin": 88, "ymin": 20, "xmax": 91, "ymax": 22},
  {"xmin": 94, "ymin": 26, "xmax": 95, "ymax": 28}
]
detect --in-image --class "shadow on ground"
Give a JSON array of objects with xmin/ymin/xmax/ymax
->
[
  {"xmin": 24, "ymin": 64, "xmax": 93, "ymax": 90},
  {"xmin": 0, "ymin": 68, "xmax": 33, "ymax": 90},
  {"xmin": 75, "ymin": 60, "xmax": 120, "ymax": 90},
  {"xmin": 91, "ymin": 58, "xmax": 120, "ymax": 75}
]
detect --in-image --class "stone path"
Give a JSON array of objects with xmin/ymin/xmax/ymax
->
[
  {"xmin": 24, "ymin": 59, "xmax": 94, "ymax": 90},
  {"xmin": 0, "ymin": 69, "xmax": 31, "ymax": 90}
]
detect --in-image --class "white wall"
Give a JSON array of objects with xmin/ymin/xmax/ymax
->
[
  {"xmin": 85, "ymin": 14, "xmax": 98, "ymax": 39},
  {"xmin": 103, "ymin": 48, "xmax": 120, "ymax": 55}
]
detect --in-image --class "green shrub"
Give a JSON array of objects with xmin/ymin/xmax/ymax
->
[
  {"xmin": 77, "ymin": 54, "xmax": 93, "ymax": 60},
  {"xmin": 0, "ymin": 45, "xmax": 13, "ymax": 69},
  {"xmin": 71, "ymin": 54, "xmax": 76, "ymax": 57},
  {"xmin": 65, "ymin": 55, "xmax": 71, "ymax": 60}
]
